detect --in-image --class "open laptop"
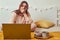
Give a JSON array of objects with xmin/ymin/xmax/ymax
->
[{"xmin": 2, "ymin": 24, "xmax": 31, "ymax": 39}]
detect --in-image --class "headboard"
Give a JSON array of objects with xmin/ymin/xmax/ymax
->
[{"xmin": 29, "ymin": 7, "xmax": 57, "ymax": 26}]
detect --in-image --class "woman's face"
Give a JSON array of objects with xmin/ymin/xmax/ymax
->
[{"xmin": 20, "ymin": 3, "xmax": 27, "ymax": 13}]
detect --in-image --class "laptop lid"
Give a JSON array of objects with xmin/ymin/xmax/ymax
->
[{"xmin": 2, "ymin": 24, "xmax": 31, "ymax": 39}]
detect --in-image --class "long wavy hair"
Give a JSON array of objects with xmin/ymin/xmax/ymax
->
[{"xmin": 14, "ymin": 1, "xmax": 30, "ymax": 17}]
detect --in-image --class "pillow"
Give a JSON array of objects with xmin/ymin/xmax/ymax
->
[{"xmin": 35, "ymin": 20, "xmax": 55, "ymax": 28}]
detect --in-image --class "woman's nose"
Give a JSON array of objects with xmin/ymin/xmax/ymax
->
[{"xmin": 22, "ymin": 6, "xmax": 25, "ymax": 9}]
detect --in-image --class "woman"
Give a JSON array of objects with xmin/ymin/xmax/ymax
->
[{"xmin": 12, "ymin": 1, "xmax": 36, "ymax": 31}]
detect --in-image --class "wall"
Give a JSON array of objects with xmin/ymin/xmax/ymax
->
[{"xmin": 0, "ymin": 0, "xmax": 60, "ymax": 31}]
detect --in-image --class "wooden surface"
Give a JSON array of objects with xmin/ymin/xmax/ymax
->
[
  {"xmin": 0, "ymin": 31, "xmax": 60, "ymax": 40},
  {"xmin": 31, "ymin": 32, "xmax": 60, "ymax": 40},
  {"xmin": 0, "ymin": 31, "xmax": 4, "ymax": 40}
]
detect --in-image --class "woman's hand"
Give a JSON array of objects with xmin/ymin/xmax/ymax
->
[
  {"xmin": 31, "ymin": 22, "xmax": 37, "ymax": 31},
  {"xmin": 28, "ymin": 19, "xmax": 33, "ymax": 24}
]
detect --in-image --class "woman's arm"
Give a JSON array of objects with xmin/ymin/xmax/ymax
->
[
  {"xmin": 29, "ymin": 17, "xmax": 37, "ymax": 31},
  {"xmin": 11, "ymin": 12, "xmax": 17, "ymax": 24},
  {"xmin": 23, "ymin": 13, "xmax": 33, "ymax": 24}
]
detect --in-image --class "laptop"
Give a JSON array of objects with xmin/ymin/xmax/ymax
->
[{"xmin": 2, "ymin": 24, "xmax": 31, "ymax": 39}]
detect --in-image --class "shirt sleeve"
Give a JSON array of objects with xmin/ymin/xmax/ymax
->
[{"xmin": 9, "ymin": 12, "xmax": 17, "ymax": 23}]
